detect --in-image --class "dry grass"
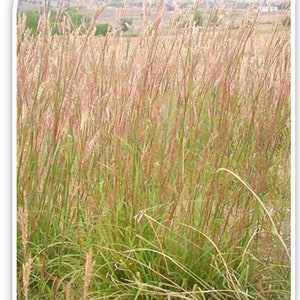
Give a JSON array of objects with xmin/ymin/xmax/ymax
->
[
  {"xmin": 16, "ymin": 4, "xmax": 290, "ymax": 299},
  {"xmin": 21, "ymin": 255, "xmax": 33, "ymax": 300},
  {"xmin": 83, "ymin": 248, "xmax": 96, "ymax": 299}
]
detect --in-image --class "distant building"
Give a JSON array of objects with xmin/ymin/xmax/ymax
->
[{"xmin": 260, "ymin": 6, "xmax": 279, "ymax": 13}]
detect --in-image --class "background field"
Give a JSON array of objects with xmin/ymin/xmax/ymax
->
[
  {"xmin": 17, "ymin": 3, "xmax": 291, "ymax": 299},
  {"xmin": 17, "ymin": 0, "xmax": 291, "ymax": 35}
]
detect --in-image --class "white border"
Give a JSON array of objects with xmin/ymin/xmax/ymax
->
[{"xmin": 0, "ymin": 0, "xmax": 13, "ymax": 298}]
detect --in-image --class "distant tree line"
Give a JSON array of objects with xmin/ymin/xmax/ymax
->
[
  {"xmin": 17, "ymin": 9, "xmax": 113, "ymax": 36},
  {"xmin": 173, "ymin": 10, "xmax": 221, "ymax": 28}
]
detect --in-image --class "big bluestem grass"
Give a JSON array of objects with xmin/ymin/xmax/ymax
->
[{"xmin": 17, "ymin": 4, "xmax": 290, "ymax": 299}]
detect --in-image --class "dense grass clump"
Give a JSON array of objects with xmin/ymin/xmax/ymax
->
[{"xmin": 17, "ymin": 3, "xmax": 290, "ymax": 300}]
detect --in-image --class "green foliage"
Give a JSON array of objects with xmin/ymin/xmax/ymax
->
[
  {"xmin": 193, "ymin": 11, "xmax": 203, "ymax": 27},
  {"xmin": 277, "ymin": 2, "xmax": 290, "ymax": 10},
  {"xmin": 109, "ymin": 0, "xmax": 125, "ymax": 7},
  {"xmin": 173, "ymin": 15, "xmax": 189, "ymax": 28},
  {"xmin": 282, "ymin": 15, "xmax": 291, "ymax": 27},
  {"xmin": 166, "ymin": 3, "xmax": 175, "ymax": 11},
  {"xmin": 69, "ymin": 11, "xmax": 91, "ymax": 31},
  {"xmin": 237, "ymin": 2, "xmax": 250, "ymax": 9},
  {"xmin": 179, "ymin": 2, "xmax": 189, "ymax": 8},
  {"xmin": 172, "ymin": 11, "xmax": 203, "ymax": 29},
  {"xmin": 120, "ymin": 17, "xmax": 133, "ymax": 32},
  {"xmin": 95, "ymin": 23, "xmax": 111, "ymax": 36},
  {"xmin": 17, "ymin": 10, "xmax": 91, "ymax": 36},
  {"xmin": 18, "ymin": 10, "xmax": 40, "ymax": 35}
]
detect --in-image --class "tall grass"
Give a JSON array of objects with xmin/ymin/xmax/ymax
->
[{"xmin": 17, "ymin": 4, "xmax": 290, "ymax": 299}]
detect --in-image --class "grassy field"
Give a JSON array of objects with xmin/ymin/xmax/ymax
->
[{"xmin": 17, "ymin": 3, "xmax": 291, "ymax": 300}]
